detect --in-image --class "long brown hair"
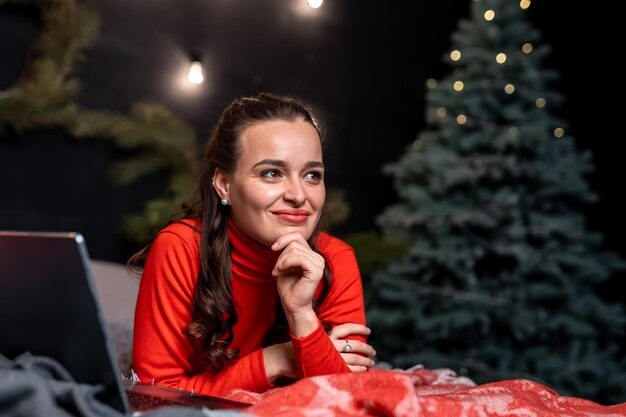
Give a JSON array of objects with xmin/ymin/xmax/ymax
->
[{"xmin": 132, "ymin": 93, "xmax": 331, "ymax": 372}]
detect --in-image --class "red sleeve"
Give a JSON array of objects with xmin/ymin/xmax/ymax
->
[
  {"xmin": 290, "ymin": 240, "xmax": 367, "ymax": 377},
  {"xmin": 132, "ymin": 228, "xmax": 273, "ymax": 396}
]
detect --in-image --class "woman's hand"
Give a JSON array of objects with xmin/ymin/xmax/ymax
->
[
  {"xmin": 263, "ymin": 342, "xmax": 298, "ymax": 383},
  {"xmin": 272, "ymin": 232, "xmax": 325, "ymax": 337},
  {"xmin": 329, "ymin": 323, "xmax": 376, "ymax": 372}
]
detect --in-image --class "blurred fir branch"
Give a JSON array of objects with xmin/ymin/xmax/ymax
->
[
  {"xmin": 71, "ymin": 104, "xmax": 200, "ymax": 243},
  {"xmin": 0, "ymin": 0, "xmax": 97, "ymax": 132},
  {"xmin": 344, "ymin": 231, "xmax": 409, "ymax": 304},
  {"xmin": 0, "ymin": 0, "xmax": 199, "ymax": 244},
  {"xmin": 321, "ymin": 188, "xmax": 350, "ymax": 230}
]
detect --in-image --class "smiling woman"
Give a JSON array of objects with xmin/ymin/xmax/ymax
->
[{"xmin": 130, "ymin": 93, "xmax": 375, "ymax": 397}]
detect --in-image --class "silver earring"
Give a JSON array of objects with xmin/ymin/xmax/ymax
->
[{"xmin": 220, "ymin": 198, "xmax": 229, "ymax": 206}]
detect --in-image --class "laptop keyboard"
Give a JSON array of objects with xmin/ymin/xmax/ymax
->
[
  {"xmin": 127, "ymin": 390, "xmax": 190, "ymax": 412},
  {"xmin": 124, "ymin": 382, "xmax": 249, "ymax": 412}
]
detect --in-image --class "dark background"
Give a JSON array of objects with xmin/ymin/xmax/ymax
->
[{"xmin": 1, "ymin": 0, "xmax": 624, "ymax": 297}]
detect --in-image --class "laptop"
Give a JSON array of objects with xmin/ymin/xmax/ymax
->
[{"xmin": 0, "ymin": 231, "xmax": 249, "ymax": 413}]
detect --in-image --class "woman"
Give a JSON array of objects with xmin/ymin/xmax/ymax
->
[{"xmin": 132, "ymin": 93, "xmax": 375, "ymax": 397}]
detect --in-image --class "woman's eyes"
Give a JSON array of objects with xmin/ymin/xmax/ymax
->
[
  {"xmin": 304, "ymin": 171, "xmax": 324, "ymax": 182},
  {"xmin": 260, "ymin": 169, "xmax": 281, "ymax": 179},
  {"xmin": 259, "ymin": 169, "xmax": 323, "ymax": 182}
]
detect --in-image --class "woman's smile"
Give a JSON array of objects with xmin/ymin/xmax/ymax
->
[{"xmin": 271, "ymin": 209, "xmax": 311, "ymax": 224}]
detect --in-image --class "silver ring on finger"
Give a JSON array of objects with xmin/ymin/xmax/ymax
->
[{"xmin": 343, "ymin": 340, "xmax": 352, "ymax": 353}]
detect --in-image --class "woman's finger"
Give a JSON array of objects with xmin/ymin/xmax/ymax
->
[
  {"xmin": 342, "ymin": 352, "xmax": 375, "ymax": 370},
  {"xmin": 348, "ymin": 365, "xmax": 369, "ymax": 373},
  {"xmin": 333, "ymin": 339, "xmax": 376, "ymax": 357},
  {"xmin": 329, "ymin": 323, "xmax": 371, "ymax": 339},
  {"xmin": 271, "ymin": 232, "xmax": 309, "ymax": 252},
  {"xmin": 273, "ymin": 251, "xmax": 324, "ymax": 278}
]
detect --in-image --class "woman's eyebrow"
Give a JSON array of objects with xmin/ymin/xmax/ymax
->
[
  {"xmin": 252, "ymin": 159, "xmax": 325, "ymax": 169},
  {"xmin": 252, "ymin": 159, "xmax": 287, "ymax": 168},
  {"xmin": 304, "ymin": 161, "xmax": 325, "ymax": 169}
]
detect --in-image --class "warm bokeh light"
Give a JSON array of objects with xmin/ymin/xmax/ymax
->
[
  {"xmin": 522, "ymin": 43, "xmax": 533, "ymax": 54},
  {"xmin": 484, "ymin": 10, "xmax": 495, "ymax": 21},
  {"xmin": 456, "ymin": 114, "xmax": 467, "ymax": 125},
  {"xmin": 412, "ymin": 139, "xmax": 424, "ymax": 150},
  {"xmin": 450, "ymin": 50, "xmax": 462, "ymax": 61},
  {"xmin": 426, "ymin": 78, "xmax": 438, "ymax": 89},
  {"xmin": 536, "ymin": 97, "xmax": 546, "ymax": 108},
  {"xmin": 307, "ymin": 0, "xmax": 323, "ymax": 8},
  {"xmin": 496, "ymin": 53, "xmax": 507, "ymax": 64},
  {"xmin": 292, "ymin": 0, "xmax": 324, "ymax": 17},
  {"xmin": 509, "ymin": 126, "xmax": 519, "ymax": 137},
  {"xmin": 453, "ymin": 80, "xmax": 464, "ymax": 91},
  {"xmin": 170, "ymin": 50, "xmax": 210, "ymax": 98},
  {"xmin": 187, "ymin": 60, "xmax": 204, "ymax": 84},
  {"xmin": 504, "ymin": 83, "xmax": 515, "ymax": 94},
  {"xmin": 436, "ymin": 107, "xmax": 448, "ymax": 118},
  {"xmin": 554, "ymin": 128, "xmax": 565, "ymax": 138},
  {"xmin": 520, "ymin": 0, "xmax": 531, "ymax": 10}
]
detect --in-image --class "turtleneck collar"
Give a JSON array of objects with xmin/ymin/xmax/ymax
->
[{"xmin": 228, "ymin": 218, "xmax": 280, "ymax": 280}]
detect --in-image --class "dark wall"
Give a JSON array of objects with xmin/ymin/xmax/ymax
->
[{"xmin": 1, "ymin": 0, "xmax": 624, "ymax": 295}]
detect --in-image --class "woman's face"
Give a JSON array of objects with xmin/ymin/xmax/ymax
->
[{"xmin": 215, "ymin": 118, "xmax": 325, "ymax": 247}]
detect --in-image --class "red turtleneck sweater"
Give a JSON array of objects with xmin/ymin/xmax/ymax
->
[{"xmin": 133, "ymin": 219, "xmax": 366, "ymax": 397}]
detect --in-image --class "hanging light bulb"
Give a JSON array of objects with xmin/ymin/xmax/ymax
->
[
  {"xmin": 308, "ymin": 0, "xmax": 323, "ymax": 8},
  {"xmin": 187, "ymin": 55, "xmax": 204, "ymax": 85}
]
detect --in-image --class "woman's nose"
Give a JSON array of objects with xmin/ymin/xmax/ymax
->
[{"xmin": 283, "ymin": 177, "xmax": 306, "ymax": 205}]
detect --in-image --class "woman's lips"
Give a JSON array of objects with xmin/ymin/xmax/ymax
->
[{"xmin": 272, "ymin": 209, "xmax": 310, "ymax": 223}]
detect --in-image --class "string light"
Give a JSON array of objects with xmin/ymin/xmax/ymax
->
[
  {"xmin": 187, "ymin": 58, "xmax": 204, "ymax": 84},
  {"xmin": 453, "ymin": 80, "xmax": 464, "ymax": 91},
  {"xmin": 553, "ymin": 128, "xmax": 565, "ymax": 138},
  {"xmin": 496, "ymin": 53, "xmax": 507, "ymax": 64},
  {"xmin": 504, "ymin": 83, "xmax": 515, "ymax": 94},
  {"xmin": 522, "ymin": 43, "xmax": 533, "ymax": 54},
  {"xmin": 436, "ymin": 107, "xmax": 448, "ymax": 118},
  {"xmin": 456, "ymin": 114, "xmax": 467, "ymax": 125},
  {"xmin": 520, "ymin": 0, "xmax": 531, "ymax": 10},
  {"xmin": 484, "ymin": 10, "xmax": 495, "ymax": 21},
  {"xmin": 450, "ymin": 50, "xmax": 462, "ymax": 61},
  {"xmin": 426, "ymin": 78, "xmax": 438, "ymax": 89},
  {"xmin": 412, "ymin": 139, "xmax": 424, "ymax": 150},
  {"xmin": 536, "ymin": 98, "xmax": 546, "ymax": 108},
  {"xmin": 307, "ymin": 0, "xmax": 323, "ymax": 8}
]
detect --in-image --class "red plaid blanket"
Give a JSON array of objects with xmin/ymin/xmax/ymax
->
[{"xmin": 226, "ymin": 367, "xmax": 626, "ymax": 417}]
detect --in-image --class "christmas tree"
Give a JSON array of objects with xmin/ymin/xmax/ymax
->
[{"xmin": 368, "ymin": 0, "xmax": 626, "ymax": 404}]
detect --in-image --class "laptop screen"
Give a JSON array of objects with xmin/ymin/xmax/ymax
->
[{"xmin": 0, "ymin": 231, "xmax": 128, "ymax": 413}]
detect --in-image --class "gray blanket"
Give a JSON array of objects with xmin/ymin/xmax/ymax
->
[{"xmin": 0, "ymin": 353, "xmax": 248, "ymax": 417}]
